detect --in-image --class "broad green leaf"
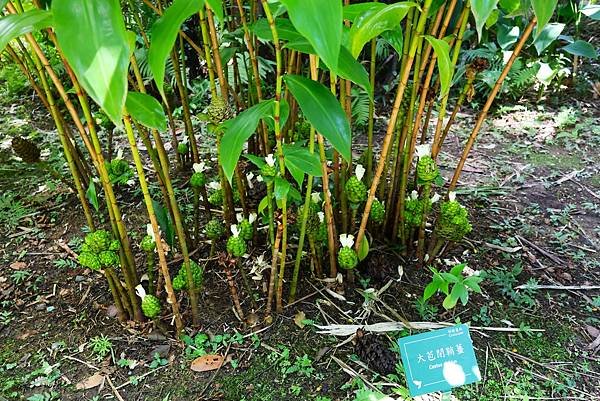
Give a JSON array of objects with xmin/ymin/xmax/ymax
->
[
  {"xmin": 280, "ymin": 0, "xmax": 343, "ymax": 72},
  {"xmin": 220, "ymin": 100, "xmax": 276, "ymax": 183},
  {"xmin": 562, "ymin": 40, "xmax": 597, "ymax": 59},
  {"xmin": 531, "ymin": 0, "xmax": 558, "ymax": 38},
  {"xmin": 284, "ymin": 74, "xmax": 351, "ymax": 162},
  {"xmin": 53, "ymin": 0, "xmax": 130, "ymax": 126},
  {"xmin": 442, "ymin": 293, "xmax": 458, "ymax": 310},
  {"xmin": 274, "ymin": 176, "xmax": 290, "ymax": 201},
  {"xmin": 344, "ymin": 3, "xmax": 379, "ymax": 22},
  {"xmin": 264, "ymin": 99, "xmax": 290, "ymax": 131},
  {"xmin": 205, "ymin": 0, "xmax": 223, "ymax": 24},
  {"xmin": 381, "ymin": 28, "xmax": 403, "ymax": 55},
  {"xmin": 470, "ymin": 0, "xmax": 499, "ymax": 41},
  {"xmin": 86, "ymin": 180, "xmax": 99, "ymax": 212},
  {"xmin": 581, "ymin": 4, "xmax": 600, "ymax": 20},
  {"xmin": 152, "ymin": 199, "xmax": 175, "ymax": 246},
  {"xmin": 338, "ymin": 46, "xmax": 372, "ymax": 99},
  {"xmin": 148, "ymin": 0, "xmax": 205, "ymax": 96},
  {"xmin": 251, "ymin": 18, "xmax": 303, "ymax": 42},
  {"xmin": 357, "ymin": 237, "xmax": 369, "ymax": 261},
  {"xmin": 485, "ymin": 9, "xmax": 500, "ymax": 28},
  {"xmin": 282, "ymin": 143, "xmax": 322, "ymax": 187},
  {"xmin": 464, "ymin": 276, "xmax": 483, "ymax": 293},
  {"xmin": 244, "ymin": 154, "xmax": 266, "ymax": 169},
  {"xmin": 125, "ymin": 92, "xmax": 167, "ymax": 132},
  {"xmin": 348, "ymin": 2, "xmax": 415, "ymax": 58},
  {"xmin": 449, "ymin": 262, "xmax": 466, "ymax": 277},
  {"xmin": 440, "ymin": 272, "xmax": 460, "ymax": 284},
  {"xmin": 497, "ymin": 24, "xmax": 520, "ymax": 49},
  {"xmin": 423, "ymin": 282, "xmax": 439, "ymax": 301},
  {"xmin": 533, "ymin": 22, "xmax": 564, "ymax": 54},
  {"xmin": 258, "ymin": 195, "xmax": 270, "ymax": 215},
  {"xmin": 499, "ymin": 0, "xmax": 520, "ymax": 14},
  {"xmin": 0, "ymin": 9, "xmax": 53, "ymax": 52},
  {"xmin": 424, "ymin": 36, "xmax": 453, "ymax": 96}
]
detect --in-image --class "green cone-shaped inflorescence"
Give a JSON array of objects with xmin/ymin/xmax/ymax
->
[
  {"xmin": 207, "ymin": 181, "xmax": 223, "ymax": 206},
  {"xmin": 177, "ymin": 142, "xmax": 189, "ymax": 155},
  {"xmin": 436, "ymin": 192, "xmax": 472, "ymax": 242},
  {"xmin": 106, "ymin": 156, "xmax": 133, "ymax": 185},
  {"xmin": 136, "ymin": 285, "xmax": 161, "ymax": 319},
  {"xmin": 207, "ymin": 96, "xmax": 231, "ymax": 125},
  {"xmin": 226, "ymin": 225, "xmax": 247, "ymax": 257},
  {"xmin": 337, "ymin": 234, "xmax": 358, "ymax": 270},
  {"xmin": 415, "ymin": 144, "xmax": 438, "ymax": 183},
  {"xmin": 172, "ymin": 260, "xmax": 204, "ymax": 291},
  {"xmin": 140, "ymin": 235, "xmax": 156, "ymax": 253},
  {"xmin": 190, "ymin": 162, "xmax": 208, "ymax": 189},
  {"xmin": 237, "ymin": 213, "xmax": 256, "ymax": 241},
  {"xmin": 260, "ymin": 154, "xmax": 278, "ymax": 178},
  {"xmin": 404, "ymin": 190, "xmax": 426, "ymax": 228},
  {"xmin": 303, "ymin": 192, "xmax": 323, "ymax": 238},
  {"xmin": 345, "ymin": 164, "xmax": 367, "ymax": 205},
  {"xmin": 370, "ymin": 198, "xmax": 386, "ymax": 225},
  {"xmin": 78, "ymin": 230, "xmax": 120, "ymax": 271},
  {"xmin": 205, "ymin": 218, "xmax": 225, "ymax": 240}
]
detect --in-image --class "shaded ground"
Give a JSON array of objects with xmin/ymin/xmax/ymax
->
[{"xmin": 1, "ymin": 87, "xmax": 599, "ymax": 401}]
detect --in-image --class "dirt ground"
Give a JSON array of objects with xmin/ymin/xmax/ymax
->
[{"xmin": 0, "ymin": 88, "xmax": 599, "ymax": 401}]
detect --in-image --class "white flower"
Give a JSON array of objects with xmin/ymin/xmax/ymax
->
[
  {"xmin": 236, "ymin": 213, "xmax": 244, "ymax": 223},
  {"xmin": 135, "ymin": 284, "xmax": 146, "ymax": 299},
  {"xmin": 116, "ymin": 148, "xmax": 124, "ymax": 160},
  {"xmin": 339, "ymin": 233, "xmax": 355, "ymax": 248},
  {"xmin": 193, "ymin": 162, "xmax": 207, "ymax": 173},
  {"xmin": 126, "ymin": 179, "xmax": 136, "ymax": 186},
  {"xmin": 430, "ymin": 193, "xmax": 441, "ymax": 203},
  {"xmin": 311, "ymin": 192, "xmax": 322, "ymax": 204},
  {"xmin": 256, "ymin": 175, "xmax": 264, "ymax": 183},
  {"xmin": 265, "ymin": 153, "xmax": 276, "ymax": 167},
  {"xmin": 448, "ymin": 191, "xmax": 456, "ymax": 202},
  {"xmin": 317, "ymin": 211, "xmax": 325, "ymax": 223},
  {"xmin": 230, "ymin": 224, "xmax": 240, "ymax": 237},
  {"xmin": 250, "ymin": 253, "xmax": 270, "ymax": 281},
  {"xmin": 410, "ymin": 190, "xmax": 419, "ymax": 200},
  {"xmin": 146, "ymin": 223, "xmax": 156, "ymax": 241},
  {"xmin": 248, "ymin": 212, "xmax": 257, "ymax": 224},
  {"xmin": 415, "ymin": 143, "xmax": 432, "ymax": 158},
  {"xmin": 207, "ymin": 181, "xmax": 221, "ymax": 190},
  {"xmin": 181, "ymin": 135, "xmax": 189, "ymax": 144},
  {"xmin": 355, "ymin": 164, "xmax": 366, "ymax": 181},
  {"xmin": 246, "ymin": 172, "xmax": 255, "ymax": 189}
]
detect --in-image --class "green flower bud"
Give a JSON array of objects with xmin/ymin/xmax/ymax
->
[
  {"xmin": 370, "ymin": 198, "xmax": 386, "ymax": 225},
  {"xmin": 141, "ymin": 294, "xmax": 161, "ymax": 319},
  {"xmin": 190, "ymin": 172, "xmax": 206, "ymax": 188},
  {"xmin": 140, "ymin": 235, "xmax": 156, "ymax": 253}
]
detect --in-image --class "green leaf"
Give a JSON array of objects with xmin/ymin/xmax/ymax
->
[
  {"xmin": 449, "ymin": 263, "xmax": 466, "ymax": 277},
  {"xmin": 531, "ymin": 0, "xmax": 558, "ymax": 38},
  {"xmin": 244, "ymin": 154, "xmax": 266, "ymax": 169},
  {"xmin": 52, "ymin": 0, "xmax": 130, "ymax": 126},
  {"xmin": 424, "ymin": 36, "xmax": 453, "ymax": 96},
  {"xmin": 442, "ymin": 293, "xmax": 458, "ymax": 310},
  {"xmin": 533, "ymin": 23, "xmax": 564, "ymax": 54},
  {"xmin": 348, "ymin": 2, "xmax": 415, "ymax": 58},
  {"xmin": 381, "ymin": 28, "xmax": 403, "ymax": 55},
  {"xmin": 220, "ymin": 100, "xmax": 276, "ymax": 183},
  {"xmin": 0, "ymin": 9, "xmax": 53, "ymax": 52},
  {"xmin": 258, "ymin": 195, "xmax": 270, "ymax": 215},
  {"xmin": 497, "ymin": 23, "xmax": 520, "ymax": 49},
  {"xmin": 86, "ymin": 180, "xmax": 99, "ymax": 213},
  {"xmin": 148, "ymin": 0, "xmax": 205, "ymax": 96},
  {"xmin": 284, "ymin": 74, "xmax": 351, "ymax": 162},
  {"xmin": 251, "ymin": 18, "xmax": 303, "ymax": 42},
  {"xmin": 440, "ymin": 272, "xmax": 460, "ymax": 284},
  {"xmin": 470, "ymin": 0, "xmax": 499, "ymax": 41},
  {"xmin": 499, "ymin": 0, "xmax": 520, "ymax": 14},
  {"xmin": 280, "ymin": 0, "xmax": 342, "ymax": 72},
  {"xmin": 205, "ymin": 0, "xmax": 223, "ymax": 24},
  {"xmin": 423, "ymin": 282, "xmax": 439, "ymax": 301},
  {"xmin": 581, "ymin": 4, "xmax": 600, "ymax": 20},
  {"xmin": 264, "ymin": 99, "xmax": 290, "ymax": 131},
  {"xmin": 562, "ymin": 40, "xmax": 597, "ymax": 59},
  {"xmin": 152, "ymin": 199, "xmax": 175, "ymax": 246},
  {"xmin": 464, "ymin": 276, "xmax": 483, "ymax": 293},
  {"xmin": 338, "ymin": 46, "xmax": 373, "ymax": 99},
  {"xmin": 274, "ymin": 176, "xmax": 290, "ymax": 201},
  {"xmin": 282, "ymin": 143, "xmax": 322, "ymax": 187},
  {"xmin": 125, "ymin": 92, "xmax": 167, "ymax": 131},
  {"xmin": 344, "ymin": 3, "xmax": 379, "ymax": 22},
  {"xmin": 357, "ymin": 237, "xmax": 369, "ymax": 261}
]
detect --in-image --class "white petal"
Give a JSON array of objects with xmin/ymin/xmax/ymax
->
[
  {"xmin": 116, "ymin": 148, "xmax": 124, "ymax": 160},
  {"xmin": 248, "ymin": 212, "xmax": 257, "ymax": 224},
  {"xmin": 207, "ymin": 181, "xmax": 222, "ymax": 190},
  {"xmin": 311, "ymin": 192, "xmax": 322, "ymax": 204},
  {"xmin": 230, "ymin": 224, "xmax": 240, "ymax": 237},
  {"xmin": 256, "ymin": 175, "xmax": 264, "ymax": 183},
  {"xmin": 430, "ymin": 193, "xmax": 441, "ymax": 203},
  {"xmin": 317, "ymin": 211, "xmax": 325, "ymax": 223},
  {"xmin": 236, "ymin": 213, "xmax": 244, "ymax": 222},
  {"xmin": 147, "ymin": 224, "xmax": 155, "ymax": 241},
  {"xmin": 339, "ymin": 233, "xmax": 355, "ymax": 248},
  {"xmin": 135, "ymin": 284, "xmax": 146, "ymax": 299},
  {"xmin": 355, "ymin": 164, "xmax": 366, "ymax": 181},
  {"xmin": 265, "ymin": 153, "xmax": 276, "ymax": 167},
  {"xmin": 415, "ymin": 143, "xmax": 431, "ymax": 158},
  {"xmin": 411, "ymin": 190, "xmax": 419, "ymax": 200},
  {"xmin": 193, "ymin": 162, "xmax": 206, "ymax": 173},
  {"xmin": 448, "ymin": 191, "xmax": 457, "ymax": 202}
]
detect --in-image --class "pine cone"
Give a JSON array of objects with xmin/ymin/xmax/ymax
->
[
  {"xmin": 12, "ymin": 136, "xmax": 41, "ymax": 163},
  {"xmin": 471, "ymin": 57, "xmax": 489, "ymax": 73},
  {"xmin": 141, "ymin": 294, "xmax": 161, "ymax": 318},
  {"xmin": 355, "ymin": 329, "xmax": 398, "ymax": 375}
]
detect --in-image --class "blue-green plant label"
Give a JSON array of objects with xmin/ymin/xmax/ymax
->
[{"xmin": 398, "ymin": 324, "xmax": 481, "ymax": 397}]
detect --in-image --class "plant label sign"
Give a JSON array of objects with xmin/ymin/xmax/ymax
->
[{"xmin": 398, "ymin": 324, "xmax": 481, "ymax": 397}]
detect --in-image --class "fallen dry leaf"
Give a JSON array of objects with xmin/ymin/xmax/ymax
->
[
  {"xmin": 190, "ymin": 354, "xmax": 224, "ymax": 372},
  {"xmin": 294, "ymin": 311, "xmax": 306, "ymax": 328},
  {"xmin": 75, "ymin": 373, "xmax": 105, "ymax": 390},
  {"xmin": 10, "ymin": 261, "xmax": 26, "ymax": 270}
]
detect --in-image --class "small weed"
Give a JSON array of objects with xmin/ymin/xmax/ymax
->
[
  {"xmin": 89, "ymin": 335, "xmax": 113, "ymax": 360},
  {"xmin": 0, "ymin": 193, "xmax": 31, "ymax": 234}
]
